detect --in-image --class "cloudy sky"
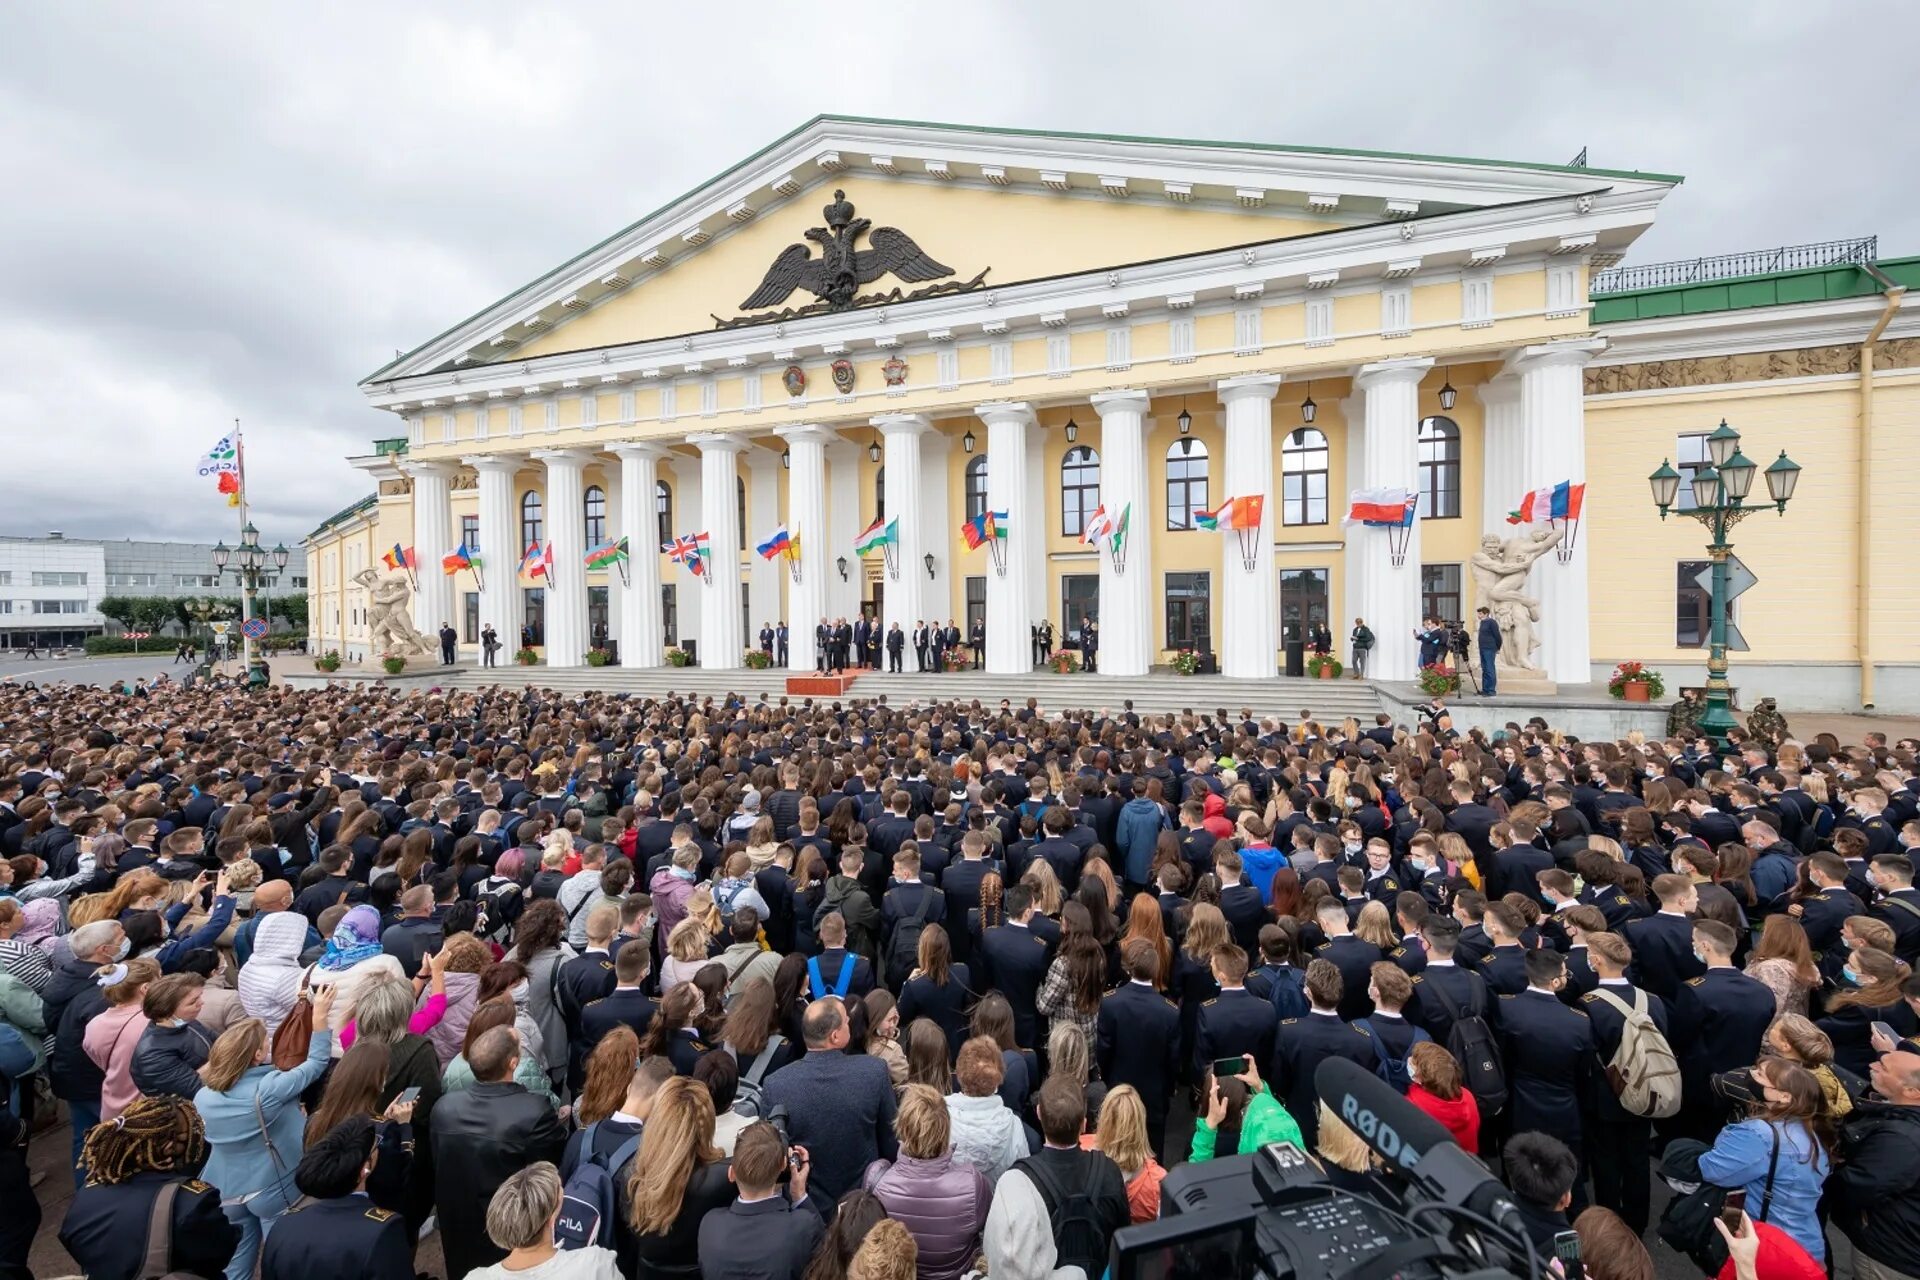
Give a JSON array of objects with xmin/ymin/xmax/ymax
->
[{"xmin": 3, "ymin": 2, "xmax": 1914, "ymax": 545}]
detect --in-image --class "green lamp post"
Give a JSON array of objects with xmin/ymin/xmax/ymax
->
[{"xmin": 1648, "ymin": 420, "xmax": 1802, "ymax": 751}]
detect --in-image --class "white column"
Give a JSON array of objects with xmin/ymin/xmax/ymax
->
[
  {"xmin": 1352, "ymin": 358, "xmax": 1433, "ymax": 681},
  {"xmin": 1339, "ymin": 395, "xmax": 1368, "ymax": 655},
  {"xmin": 918, "ymin": 429, "xmax": 954, "ymax": 629},
  {"xmin": 978, "ymin": 402, "xmax": 1036, "ymax": 674},
  {"xmin": 668, "ymin": 453, "xmax": 704, "ymax": 655},
  {"xmin": 1215, "ymin": 376, "xmax": 1282, "ymax": 679},
  {"xmin": 689, "ymin": 434, "xmax": 747, "ymax": 669},
  {"xmin": 1509, "ymin": 338, "xmax": 1606, "ymax": 684},
  {"xmin": 825, "ymin": 441, "xmax": 862, "ymax": 623},
  {"xmin": 874, "ymin": 414, "xmax": 932, "ymax": 636},
  {"xmin": 1477, "ymin": 376, "xmax": 1526, "ymax": 536},
  {"xmin": 609, "ymin": 442, "xmax": 669, "ymax": 667},
  {"xmin": 463, "ymin": 455, "xmax": 523, "ymax": 666},
  {"xmin": 777, "ymin": 425, "xmax": 834, "ymax": 670},
  {"xmin": 531, "ymin": 449, "xmax": 593, "ymax": 667},
  {"xmin": 403, "ymin": 461, "xmax": 456, "ymax": 644},
  {"xmin": 1024, "ymin": 425, "xmax": 1047, "ymax": 628},
  {"xmin": 601, "ymin": 465, "xmax": 623, "ymax": 650},
  {"xmin": 745, "ymin": 449, "xmax": 781, "ymax": 643},
  {"xmin": 1091, "ymin": 390, "xmax": 1152, "ymax": 676}
]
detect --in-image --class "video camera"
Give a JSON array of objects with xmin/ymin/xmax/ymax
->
[
  {"xmin": 1446, "ymin": 619, "xmax": 1471, "ymax": 660},
  {"xmin": 1110, "ymin": 1059, "xmax": 1543, "ymax": 1280}
]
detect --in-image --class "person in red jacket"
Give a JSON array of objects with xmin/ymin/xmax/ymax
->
[{"xmin": 1406, "ymin": 1041, "xmax": 1480, "ymax": 1152}]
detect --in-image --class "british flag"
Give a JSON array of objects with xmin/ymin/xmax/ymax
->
[{"xmin": 664, "ymin": 532, "xmax": 710, "ymax": 574}]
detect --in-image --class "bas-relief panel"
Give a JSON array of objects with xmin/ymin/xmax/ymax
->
[{"xmin": 1585, "ymin": 338, "xmax": 1920, "ymax": 395}]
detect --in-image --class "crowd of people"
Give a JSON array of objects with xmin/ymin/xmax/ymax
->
[{"xmin": 2, "ymin": 675, "xmax": 1919, "ymax": 1280}]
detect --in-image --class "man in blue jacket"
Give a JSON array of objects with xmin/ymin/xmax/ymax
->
[
  {"xmin": 1476, "ymin": 606, "xmax": 1503, "ymax": 695},
  {"xmin": 1114, "ymin": 777, "xmax": 1169, "ymax": 897}
]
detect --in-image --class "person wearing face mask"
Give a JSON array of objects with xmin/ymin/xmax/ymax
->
[
  {"xmin": 1869, "ymin": 852, "xmax": 1920, "ymax": 964},
  {"xmin": 193, "ymin": 989, "xmax": 338, "ymax": 1280},
  {"xmin": 42, "ymin": 919, "xmax": 130, "ymax": 1181},
  {"xmin": 131, "ymin": 971, "xmax": 217, "ymax": 1101},
  {"xmin": 1671, "ymin": 920, "xmax": 1777, "ymax": 1140}
]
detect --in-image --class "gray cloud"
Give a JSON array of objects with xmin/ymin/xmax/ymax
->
[{"xmin": 1, "ymin": 0, "xmax": 1912, "ymax": 544}]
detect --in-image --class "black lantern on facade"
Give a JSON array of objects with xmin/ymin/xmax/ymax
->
[
  {"xmin": 1437, "ymin": 369, "xmax": 1458, "ymax": 411},
  {"xmin": 1177, "ymin": 398, "xmax": 1192, "ymax": 436},
  {"xmin": 962, "ymin": 429, "xmax": 976, "ymax": 453},
  {"xmin": 1300, "ymin": 382, "xmax": 1317, "ymax": 425},
  {"xmin": 781, "ymin": 448, "xmax": 790, "ymax": 470},
  {"xmin": 867, "ymin": 435, "xmax": 881, "ymax": 464},
  {"xmin": 1064, "ymin": 416, "xmax": 1078, "ymax": 443}
]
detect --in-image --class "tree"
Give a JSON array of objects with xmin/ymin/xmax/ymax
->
[
  {"xmin": 130, "ymin": 597, "xmax": 176, "ymax": 634},
  {"xmin": 268, "ymin": 595, "xmax": 308, "ymax": 628},
  {"xmin": 98, "ymin": 596, "xmax": 139, "ymax": 630}
]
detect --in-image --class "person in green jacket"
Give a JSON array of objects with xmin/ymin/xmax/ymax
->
[{"xmin": 1190, "ymin": 1055, "xmax": 1304, "ymax": 1161}]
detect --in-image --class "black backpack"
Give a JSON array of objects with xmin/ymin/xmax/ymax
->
[
  {"xmin": 1017, "ymin": 1154, "xmax": 1111, "ymax": 1277},
  {"xmin": 1428, "ymin": 976, "xmax": 1506, "ymax": 1116},
  {"xmin": 885, "ymin": 886, "xmax": 939, "ymax": 987}
]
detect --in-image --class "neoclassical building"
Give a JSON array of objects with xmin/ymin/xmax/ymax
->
[{"xmin": 307, "ymin": 116, "xmax": 1920, "ymax": 706}]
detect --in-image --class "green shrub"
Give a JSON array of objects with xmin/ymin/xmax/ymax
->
[{"xmin": 83, "ymin": 636, "xmax": 158, "ymax": 655}]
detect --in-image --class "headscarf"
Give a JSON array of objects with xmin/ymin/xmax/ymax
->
[
  {"xmin": 238, "ymin": 911, "xmax": 312, "ymax": 1033},
  {"xmin": 316, "ymin": 905, "xmax": 384, "ymax": 973},
  {"xmin": 19, "ymin": 899, "xmax": 61, "ymax": 949}
]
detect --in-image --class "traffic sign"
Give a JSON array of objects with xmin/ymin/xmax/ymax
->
[
  {"xmin": 210, "ymin": 621, "xmax": 232, "ymax": 635},
  {"xmin": 241, "ymin": 618, "xmax": 269, "ymax": 640},
  {"xmin": 125, "ymin": 631, "xmax": 151, "ymax": 640},
  {"xmin": 1691, "ymin": 557, "xmax": 1755, "ymax": 653}
]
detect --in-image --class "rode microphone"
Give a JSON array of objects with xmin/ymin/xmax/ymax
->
[{"xmin": 1314, "ymin": 1057, "xmax": 1526, "ymax": 1240}]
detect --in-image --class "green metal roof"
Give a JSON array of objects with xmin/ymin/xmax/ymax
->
[
  {"xmin": 306, "ymin": 493, "xmax": 377, "ymax": 542},
  {"xmin": 362, "ymin": 114, "xmax": 1680, "ymax": 384},
  {"xmin": 1592, "ymin": 256, "xmax": 1919, "ymax": 324}
]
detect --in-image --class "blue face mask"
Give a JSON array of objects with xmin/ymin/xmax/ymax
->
[{"xmin": 1843, "ymin": 967, "xmax": 1859, "ymax": 985}]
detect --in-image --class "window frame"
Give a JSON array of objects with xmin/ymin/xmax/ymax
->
[
  {"xmin": 1281, "ymin": 428, "xmax": 1330, "ymax": 527},
  {"xmin": 584, "ymin": 485, "xmax": 607, "ymax": 548},
  {"xmin": 1165, "ymin": 438, "xmax": 1210, "ymax": 531},
  {"xmin": 1279, "ymin": 568, "xmax": 1331, "ymax": 628},
  {"xmin": 656, "ymin": 480, "xmax": 673, "ymax": 548},
  {"xmin": 1060, "ymin": 446, "xmax": 1102, "ymax": 538},
  {"xmin": 520, "ymin": 490, "xmax": 545, "ymax": 551},
  {"xmin": 1164, "ymin": 570, "xmax": 1212, "ymax": 649},
  {"xmin": 964, "ymin": 456, "xmax": 989, "ymax": 521},
  {"xmin": 1417, "ymin": 416, "xmax": 1461, "ymax": 520},
  {"xmin": 1420, "ymin": 563, "xmax": 1464, "ymax": 625}
]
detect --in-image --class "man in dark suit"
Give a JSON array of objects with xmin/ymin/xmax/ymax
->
[
  {"xmin": 1195, "ymin": 946, "xmax": 1279, "ymax": 1078},
  {"xmin": 263, "ymin": 1115, "xmax": 415, "ymax": 1280},
  {"xmin": 978, "ymin": 884, "xmax": 1051, "ymax": 1048},
  {"xmin": 1311, "ymin": 898, "xmax": 1384, "ymax": 1021},
  {"xmin": 758, "ymin": 622, "xmax": 775, "ymax": 660},
  {"xmin": 1081, "ymin": 616, "xmax": 1099, "ymax": 673},
  {"xmin": 1272, "ymin": 959, "xmax": 1377, "ymax": 1147},
  {"xmin": 851, "ymin": 615, "xmax": 871, "ymax": 670},
  {"xmin": 1623, "ymin": 874, "xmax": 1705, "ymax": 1003},
  {"xmin": 1474, "ymin": 607, "xmax": 1502, "ymax": 696},
  {"xmin": 1796, "ymin": 851, "xmax": 1866, "ymax": 959},
  {"xmin": 578, "ymin": 945, "xmax": 656, "ymax": 1055},
  {"xmin": 1097, "ymin": 939, "xmax": 1182, "ymax": 1155},
  {"xmin": 775, "ymin": 621, "xmax": 789, "ymax": 667},
  {"xmin": 1407, "ymin": 919, "xmax": 1495, "ymax": 1048},
  {"xmin": 430, "ymin": 1026, "xmax": 567, "ymax": 1280},
  {"xmin": 1870, "ymin": 853, "xmax": 1920, "ymax": 964},
  {"xmin": 1446, "ymin": 779, "xmax": 1501, "ymax": 861},
  {"xmin": 942, "ymin": 620, "xmax": 961, "ymax": 666},
  {"xmin": 1672, "ymin": 922, "xmax": 1776, "ymax": 1138},
  {"xmin": 814, "ymin": 617, "xmax": 831, "ymax": 672},
  {"xmin": 1216, "ymin": 848, "xmax": 1269, "ymax": 957},
  {"xmin": 1582, "ymin": 932, "xmax": 1669, "ymax": 1235},
  {"xmin": 885, "ymin": 623, "xmax": 905, "ymax": 673},
  {"xmin": 696, "ymin": 1122, "xmax": 823, "ymax": 1280},
  {"xmin": 969, "ymin": 618, "xmax": 985, "ymax": 665},
  {"xmin": 1498, "ymin": 950, "xmax": 1594, "ymax": 1187},
  {"xmin": 438, "ymin": 622, "xmax": 456, "ymax": 665}
]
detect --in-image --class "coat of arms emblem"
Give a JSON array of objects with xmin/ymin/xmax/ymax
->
[
  {"xmin": 782, "ymin": 365, "xmax": 806, "ymax": 398},
  {"xmin": 882, "ymin": 356, "xmax": 908, "ymax": 387},
  {"xmin": 831, "ymin": 358, "xmax": 856, "ymax": 395}
]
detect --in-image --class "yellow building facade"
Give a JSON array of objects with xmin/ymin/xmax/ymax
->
[{"xmin": 306, "ymin": 117, "xmax": 1920, "ymax": 708}]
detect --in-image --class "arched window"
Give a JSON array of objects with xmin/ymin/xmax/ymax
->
[
  {"xmin": 1165, "ymin": 439, "xmax": 1210, "ymax": 530},
  {"xmin": 874, "ymin": 465, "xmax": 886, "ymax": 522},
  {"xmin": 737, "ymin": 475, "xmax": 747, "ymax": 551},
  {"xmin": 1060, "ymin": 446, "xmax": 1101, "ymax": 537},
  {"xmin": 964, "ymin": 456, "xmax": 989, "ymax": 521},
  {"xmin": 519, "ymin": 490, "xmax": 544, "ymax": 550},
  {"xmin": 583, "ymin": 485, "xmax": 607, "ymax": 546},
  {"xmin": 1418, "ymin": 416, "xmax": 1461, "ymax": 519},
  {"xmin": 656, "ymin": 480, "xmax": 672, "ymax": 548},
  {"xmin": 1281, "ymin": 428, "xmax": 1330, "ymax": 526}
]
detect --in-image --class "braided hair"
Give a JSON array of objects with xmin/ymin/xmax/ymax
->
[{"xmin": 82, "ymin": 1095, "xmax": 207, "ymax": 1186}]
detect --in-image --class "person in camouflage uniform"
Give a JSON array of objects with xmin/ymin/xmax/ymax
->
[
  {"xmin": 1746, "ymin": 696, "xmax": 1791, "ymax": 747},
  {"xmin": 1667, "ymin": 688, "xmax": 1703, "ymax": 738}
]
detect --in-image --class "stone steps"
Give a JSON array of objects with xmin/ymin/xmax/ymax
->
[{"xmin": 436, "ymin": 664, "xmax": 1385, "ymax": 720}]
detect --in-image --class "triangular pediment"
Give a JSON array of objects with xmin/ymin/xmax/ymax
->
[{"xmin": 366, "ymin": 116, "xmax": 1678, "ymax": 385}]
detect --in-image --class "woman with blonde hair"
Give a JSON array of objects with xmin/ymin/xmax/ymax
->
[
  {"xmin": 660, "ymin": 916, "xmax": 714, "ymax": 994},
  {"xmin": 467, "ymin": 1162, "xmax": 620, "ymax": 1280},
  {"xmin": 192, "ymin": 992, "xmax": 336, "ymax": 1280},
  {"xmin": 1354, "ymin": 901, "xmax": 1398, "ymax": 952},
  {"xmin": 82, "ymin": 957, "xmax": 163, "ymax": 1122},
  {"xmin": 1020, "ymin": 861, "xmax": 1063, "ymax": 918},
  {"xmin": 626, "ymin": 1076, "xmax": 732, "ymax": 1278},
  {"xmin": 863, "ymin": 1083, "xmax": 990, "ymax": 1280},
  {"xmin": 1081, "ymin": 1083, "xmax": 1165, "ymax": 1222},
  {"xmin": 1173, "ymin": 903, "xmax": 1229, "ymax": 1069},
  {"xmin": 1759, "ymin": 1014, "xmax": 1853, "ymax": 1120}
]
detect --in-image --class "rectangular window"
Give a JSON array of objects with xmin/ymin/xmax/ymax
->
[
  {"xmin": 1675, "ymin": 432, "xmax": 1710, "ymax": 512},
  {"xmin": 1280, "ymin": 568, "xmax": 1330, "ymax": 628},
  {"xmin": 1462, "ymin": 275, "xmax": 1494, "ymax": 327},
  {"xmin": 0, "ymin": 602, "xmax": 11, "ymax": 614},
  {"xmin": 1382, "ymin": 287, "xmax": 1412, "ymax": 337},
  {"xmin": 1677, "ymin": 560, "xmax": 1715, "ymax": 647},
  {"xmin": 522, "ymin": 587, "xmax": 546, "ymax": 646},
  {"xmin": 1046, "ymin": 333, "xmax": 1071, "ymax": 377},
  {"xmin": 1234, "ymin": 308, "xmax": 1262, "ymax": 356},
  {"xmin": 463, "ymin": 592, "xmax": 479, "ymax": 644},
  {"xmin": 590, "ymin": 586, "xmax": 610, "ymax": 646},
  {"xmin": 662, "ymin": 584, "xmax": 677, "ymax": 647},
  {"xmin": 965, "ymin": 576, "xmax": 986, "ymax": 636},
  {"xmin": 175, "ymin": 574, "xmax": 218, "ymax": 587},
  {"xmin": 34, "ymin": 600, "xmax": 86, "ymax": 614},
  {"xmin": 0, "ymin": 572, "xmax": 10, "ymax": 584},
  {"xmin": 1165, "ymin": 438, "xmax": 1210, "ymax": 531},
  {"xmin": 1168, "ymin": 316, "xmax": 1195, "ymax": 364},
  {"xmin": 106, "ymin": 573, "xmax": 158, "ymax": 587},
  {"xmin": 1061, "ymin": 574, "xmax": 1099, "ymax": 647},
  {"xmin": 291, "ymin": 576, "xmax": 307, "ymax": 589},
  {"xmin": 1306, "ymin": 298, "xmax": 1334, "ymax": 346},
  {"xmin": 1421, "ymin": 563, "xmax": 1463, "ymax": 624},
  {"xmin": 31, "ymin": 571, "xmax": 86, "ymax": 586},
  {"xmin": 460, "ymin": 515, "xmax": 479, "ymax": 552},
  {"xmin": 1165, "ymin": 571, "xmax": 1212, "ymax": 650}
]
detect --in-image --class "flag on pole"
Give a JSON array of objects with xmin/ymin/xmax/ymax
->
[
  {"xmin": 854, "ymin": 517, "xmax": 895, "ymax": 555},
  {"xmin": 1080, "ymin": 504, "xmax": 1113, "ymax": 548},
  {"xmin": 519, "ymin": 543, "xmax": 547, "ymax": 578},
  {"xmin": 1194, "ymin": 497, "xmax": 1239, "ymax": 531},
  {"xmin": 441, "ymin": 544, "xmax": 474, "ymax": 575},
  {"xmin": 1344, "ymin": 488, "xmax": 1417, "ymax": 527},
  {"xmin": 1109, "ymin": 503, "xmax": 1131, "ymax": 556},
  {"xmin": 381, "ymin": 544, "xmax": 417, "ymax": 572},
  {"xmin": 197, "ymin": 434, "xmax": 241, "ymax": 478},
  {"xmin": 584, "ymin": 537, "xmax": 629, "ymax": 570},
  {"xmin": 666, "ymin": 533, "xmax": 710, "ymax": 573},
  {"xmin": 755, "ymin": 526, "xmax": 794, "ymax": 560},
  {"xmin": 1228, "ymin": 494, "xmax": 1264, "ymax": 531},
  {"xmin": 960, "ymin": 512, "xmax": 990, "ymax": 550},
  {"xmin": 1507, "ymin": 480, "xmax": 1587, "ymax": 525}
]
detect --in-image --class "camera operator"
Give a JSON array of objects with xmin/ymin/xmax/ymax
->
[
  {"xmin": 697, "ymin": 1120, "xmax": 820, "ymax": 1280},
  {"xmin": 1417, "ymin": 693, "xmax": 1455, "ymax": 740}
]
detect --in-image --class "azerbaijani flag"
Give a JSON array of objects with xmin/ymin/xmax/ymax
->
[
  {"xmin": 755, "ymin": 526, "xmax": 794, "ymax": 560},
  {"xmin": 1109, "ymin": 503, "xmax": 1131, "ymax": 555},
  {"xmin": 1508, "ymin": 480, "xmax": 1587, "ymax": 525},
  {"xmin": 381, "ymin": 544, "xmax": 417, "ymax": 572},
  {"xmin": 1081, "ymin": 504, "xmax": 1113, "ymax": 548},
  {"xmin": 854, "ymin": 516, "xmax": 896, "ymax": 555},
  {"xmin": 584, "ymin": 537, "xmax": 629, "ymax": 569},
  {"xmin": 441, "ymin": 544, "xmax": 474, "ymax": 575},
  {"xmin": 1345, "ymin": 488, "xmax": 1417, "ymax": 527}
]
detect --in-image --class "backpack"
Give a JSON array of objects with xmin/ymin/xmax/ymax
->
[
  {"xmin": 1355, "ymin": 1017, "xmax": 1430, "ymax": 1093},
  {"xmin": 807, "ymin": 954, "xmax": 857, "ymax": 1001},
  {"xmin": 885, "ymin": 887, "xmax": 938, "ymax": 987},
  {"xmin": 1590, "ymin": 987, "xmax": 1683, "ymax": 1119},
  {"xmin": 555, "ymin": 1122, "xmax": 644, "ymax": 1250},
  {"xmin": 1254, "ymin": 963, "xmax": 1309, "ymax": 1021},
  {"xmin": 1017, "ymin": 1154, "xmax": 1110, "ymax": 1277},
  {"xmin": 730, "ymin": 1033, "xmax": 786, "ymax": 1119},
  {"xmin": 1427, "ymin": 976, "xmax": 1507, "ymax": 1116}
]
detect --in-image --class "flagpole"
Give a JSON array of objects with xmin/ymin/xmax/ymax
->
[{"xmin": 235, "ymin": 418, "xmax": 256, "ymax": 681}]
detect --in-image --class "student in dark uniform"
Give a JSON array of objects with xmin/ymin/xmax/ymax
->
[
  {"xmin": 1271, "ymin": 959, "xmax": 1375, "ymax": 1148},
  {"xmin": 1406, "ymin": 919, "xmax": 1496, "ymax": 1050},
  {"xmin": 556, "ymin": 908, "xmax": 620, "ymax": 1089},
  {"xmin": 1580, "ymin": 932, "xmax": 1669, "ymax": 1236},
  {"xmin": 1670, "ymin": 920, "xmax": 1777, "ymax": 1139},
  {"xmin": 1097, "ymin": 939, "xmax": 1182, "ymax": 1156},
  {"xmin": 1794, "ymin": 851, "xmax": 1866, "ymax": 960},
  {"xmin": 263, "ymin": 1115, "xmax": 414, "ymax": 1280},
  {"xmin": 1194, "ymin": 945, "xmax": 1279, "ymax": 1080},
  {"xmin": 1497, "ymin": 949, "xmax": 1594, "ymax": 1193},
  {"xmin": 578, "ymin": 944, "xmax": 658, "ymax": 1052},
  {"xmin": 1475, "ymin": 902, "xmax": 1533, "ymax": 995},
  {"xmin": 1310, "ymin": 898, "xmax": 1384, "ymax": 1021},
  {"xmin": 1869, "ymin": 852, "xmax": 1920, "ymax": 964},
  {"xmin": 60, "ymin": 1095, "xmax": 240, "ymax": 1280},
  {"xmin": 977, "ymin": 883, "xmax": 1051, "ymax": 1049},
  {"xmin": 775, "ymin": 621, "xmax": 789, "ymax": 667},
  {"xmin": 1623, "ymin": 873, "xmax": 1705, "ymax": 1003}
]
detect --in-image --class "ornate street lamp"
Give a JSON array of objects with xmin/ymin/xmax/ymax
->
[
  {"xmin": 1300, "ymin": 383, "xmax": 1317, "ymax": 425},
  {"xmin": 213, "ymin": 521, "xmax": 278, "ymax": 687},
  {"xmin": 1063, "ymin": 416, "xmax": 1078, "ymax": 444},
  {"xmin": 867, "ymin": 434, "xmax": 882, "ymax": 464},
  {"xmin": 781, "ymin": 448, "xmax": 791, "ymax": 470},
  {"xmin": 1646, "ymin": 419, "xmax": 1801, "ymax": 751},
  {"xmin": 961, "ymin": 429, "xmax": 976, "ymax": 454},
  {"xmin": 923, "ymin": 552, "xmax": 936, "ymax": 580},
  {"xmin": 1437, "ymin": 369, "xmax": 1458, "ymax": 412},
  {"xmin": 1177, "ymin": 398, "xmax": 1192, "ymax": 436}
]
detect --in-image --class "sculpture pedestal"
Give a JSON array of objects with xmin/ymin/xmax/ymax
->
[{"xmin": 1485, "ymin": 671, "xmax": 1558, "ymax": 698}]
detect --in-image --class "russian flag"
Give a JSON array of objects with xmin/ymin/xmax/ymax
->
[
  {"xmin": 1345, "ymin": 488, "xmax": 1416, "ymax": 526},
  {"xmin": 755, "ymin": 526, "xmax": 793, "ymax": 560}
]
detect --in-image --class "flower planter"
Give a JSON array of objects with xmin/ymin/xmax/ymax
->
[
  {"xmin": 1621, "ymin": 679, "xmax": 1651, "ymax": 702},
  {"xmin": 1317, "ymin": 665, "xmax": 1334, "ymax": 679}
]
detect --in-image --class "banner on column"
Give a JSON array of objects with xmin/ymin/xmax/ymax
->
[{"xmin": 1344, "ymin": 488, "xmax": 1417, "ymax": 567}]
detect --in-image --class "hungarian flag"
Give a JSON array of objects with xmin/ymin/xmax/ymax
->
[
  {"xmin": 381, "ymin": 544, "xmax": 417, "ymax": 572},
  {"xmin": 1109, "ymin": 503, "xmax": 1131, "ymax": 555},
  {"xmin": 441, "ymin": 544, "xmax": 474, "ymax": 575},
  {"xmin": 1344, "ymin": 488, "xmax": 1417, "ymax": 527},
  {"xmin": 854, "ymin": 516, "xmax": 896, "ymax": 555},
  {"xmin": 1080, "ymin": 504, "xmax": 1113, "ymax": 548},
  {"xmin": 1508, "ymin": 480, "xmax": 1587, "ymax": 525},
  {"xmin": 755, "ymin": 526, "xmax": 793, "ymax": 560},
  {"xmin": 584, "ymin": 537, "xmax": 629, "ymax": 569}
]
